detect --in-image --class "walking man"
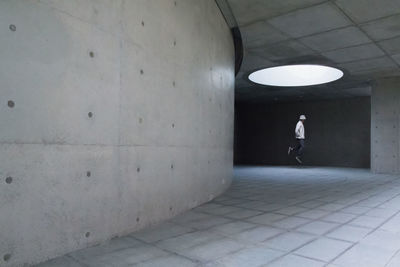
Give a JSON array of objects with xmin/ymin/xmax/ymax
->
[{"xmin": 288, "ymin": 115, "xmax": 306, "ymax": 163}]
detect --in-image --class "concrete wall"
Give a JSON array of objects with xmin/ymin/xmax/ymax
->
[
  {"xmin": 371, "ymin": 77, "xmax": 400, "ymax": 174},
  {"xmin": 235, "ymin": 97, "xmax": 371, "ymax": 168},
  {"xmin": 0, "ymin": 1, "xmax": 235, "ymax": 266}
]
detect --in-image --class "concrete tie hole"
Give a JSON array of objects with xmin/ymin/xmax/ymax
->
[
  {"xmin": 170, "ymin": 164, "xmax": 174, "ymax": 169},
  {"xmin": 89, "ymin": 51, "xmax": 95, "ymax": 58},
  {"xmin": 85, "ymin": 232, "xmax": 90, "ymax": 238},
  {"xmin": 86, "ymin": 171, "xmax": 91, "ymax": 177},
  {"xmin": 139, "ymin": 118, "xmax": 143, "ymax": 124},
  {"xmin": 3, "ymin": 254, "xmax": 11, "ymax": 262},
  {"xmin": 136, "ymin": 217, "xmax": 140, "ymax": 222},
  {"xmin": 140, "ymin": 69, "xmax": 144, "ymax": 75},
  {"xmin": 7, "ymin": 100, "xmax": 15, "ymax": 108},
  {"xmin": 88, "ymin": 112, "xmax": 93, "ymax": 118},
  {"xmin": 141, "ymin": 21, "xmax": 144, "ymax": 27},
  {"xmin": 137, "ymin": 167, "xmax": 140, "ymax": 173},
  {"xmin": 9, "ymin": 24, "xmax": 16, "ymax": 32},
  {"xmin": 5, "ymin": 177, "xmax": 12, "ymax": 184},
  {"xmin": 172, "ymin": 123, "xmax": 175, "ymax": 128}
]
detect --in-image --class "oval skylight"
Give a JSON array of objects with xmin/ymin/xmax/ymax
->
[{"xmin": 248, "ymin": 64, "xmax": 344, "ymax": 87}]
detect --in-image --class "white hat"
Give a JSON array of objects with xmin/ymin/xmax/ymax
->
[{"xmin": 299, "ymin": 115, "xmax": 306, "ymax": 120}]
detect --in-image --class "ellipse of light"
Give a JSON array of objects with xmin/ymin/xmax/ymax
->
[{"xmin": 248, "ymin": 64, "xmax": 344, "ymax": 87}]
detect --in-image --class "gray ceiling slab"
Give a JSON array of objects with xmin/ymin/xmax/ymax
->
[
  {"xmin": 334, "ymin": 0, "xmax": 400, "ymax": 23},
  {"xmin": 379, "ymin": 36, "xmax": 400, "ymax": 55},
  {"xmin": 268, "ymin": 3, "xmax": 351, "ymax": 38},
  {"xmin": 365, "ymin": 69, "xmax": 400, "ymax": 77},
  {"xmin": 227, "ymin": 0, "xmax": 267, "ymax": 26},
  {"xmin": 322, "ymin": 43, "xmax": 385, "ymax": 63},
  {"xmin": 361, "ymin": 14, "xmax": 400, "ymax": 41},
  {"xmin": 228, "ymin": 0, "xmax": 326, "ymax": 26},
  {"xmin": 331, "ymin": 79, "xmax": 372, "ymax": 92},
  {"xmin": 240, "ymin": 52, "xmax": 274, "ymax": 72},
  {"xmin": 338, "ymin": 56, "xmax": 398, "ymax": 74},
  {"xmin": 227, "ymin": 0, "xmax": 400, "ymax": 103},
  {"xmin": 345, "ymin": 86, "xmax": 372, "ymax": 97},
  {"xmin": 393, "ymin": 54, "xmax": 400, "ymax": 65},
  {"xmin": 240, "ymin": 21, "xmax": 289, "ymax": 48},
  {"xmin": 235, "ymin": 78, "xmax": 253, "ymax": 89},
  {"xmin": 299, "ymin": 26, "xmax": 372, "ymax": 52},
  {"xmin": 250, "ymin": 40, "xmax": 315, "ymax": 61}
]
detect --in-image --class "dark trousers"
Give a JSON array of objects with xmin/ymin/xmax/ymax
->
[{"xmin": 295, "ymin": 139, "xmax": 305, "ymax": 157}]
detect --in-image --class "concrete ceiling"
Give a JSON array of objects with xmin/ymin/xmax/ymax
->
[{"xmin": 228, "ymin": 0, "xmax": 400, "ymax": 103}]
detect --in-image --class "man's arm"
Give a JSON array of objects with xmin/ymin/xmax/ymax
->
[
  {"xmin": 294, "ymin": 123, "xmax": 300, "ymax": 136},
  {"xmin": 295, "ymin": 122, "xmax": 301, "ymax": 136}
]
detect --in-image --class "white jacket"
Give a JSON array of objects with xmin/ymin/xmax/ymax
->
[{"xmin": 295, "ymin": 121, "xmax": 305, "ymax": 139}]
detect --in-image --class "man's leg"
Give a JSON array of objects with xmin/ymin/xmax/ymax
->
[
  {"xmin": 294, "ymin": 139, "xmax": 301, "ymax": 153},
  {"xmin": 295, "ymin": 139, "xmax": 304, "ymax": 163},
  {"xmin": 288, "ymin": 139, "xmax": 297, "ymax": 155},
  {"xmin": 297, "ymin": 139, "xmax": 305, "ymax": 157}
]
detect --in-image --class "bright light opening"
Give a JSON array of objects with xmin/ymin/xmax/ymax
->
[{"xmin": 248, "ymin": 64, "xmax": 344, "ymax": 87}]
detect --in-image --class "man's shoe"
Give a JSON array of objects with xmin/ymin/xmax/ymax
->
[
  {"xmin": 295, "ymin": 156, "xmax": 302, "ymax": 164},
  {"xmin": 288, "ymin": 147, "xmax": 293, "ymax": 155}
]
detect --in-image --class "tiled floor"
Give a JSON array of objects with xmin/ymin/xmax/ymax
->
[{"xmin": 37, "ymin": 166, "xmax": 400, "ymax": 267}]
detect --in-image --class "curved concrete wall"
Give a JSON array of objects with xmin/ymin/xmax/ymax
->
[{"xmin": 0, "ymin": 1, "xmax": 235, "ymax": 266}]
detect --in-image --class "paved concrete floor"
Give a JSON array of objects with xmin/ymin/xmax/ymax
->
[{"xmin": 37, "ymin": 166, "xmax": 400, "ymax": 267}]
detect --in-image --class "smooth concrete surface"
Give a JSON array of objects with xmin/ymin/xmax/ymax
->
[
  {"xmin": 234, "ymin": 97, "xmax": 371, "ymax": 168},
  {"xmin": 36, "ymin": 166, "xmax": 400, "ymax": 267},
  {"xmin": 0, "ymin": 1, "xmax": 235, "ymax": 266},
  {"xmin": 371, "ymin": 77, "xmax": 400, "ymax": 174}
]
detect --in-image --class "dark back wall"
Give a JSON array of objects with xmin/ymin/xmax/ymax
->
[{"xmin": 234, "ymin": 97, "xmax": 371, "ymax": 168}]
